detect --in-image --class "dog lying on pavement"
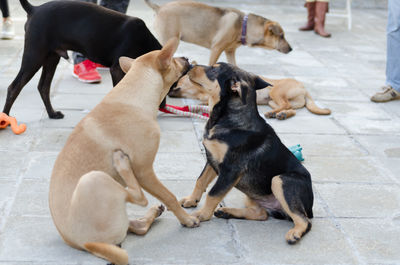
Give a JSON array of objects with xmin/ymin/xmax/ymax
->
[
  {"xmin": 3, "ymin": 0, "xmax": 162, "ymax": 119},
  {"xmin": 49, "ymin": 39, "xmax": 199, "ymax": 265},
  {"xmin": 145, "ymin": 0, "xmax": 292, "ymax": 65},
  {"xmin": 169, "ymin": 64, "xmax": 331, "ymax": 120},
  {"xmin": 178, "ymin": 63, "xmax": 314, "ymax": 244}
]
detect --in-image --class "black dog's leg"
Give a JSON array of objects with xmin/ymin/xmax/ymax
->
[
  {"xmin": 38, "ymin": 53, "xmax": 62, "ymax": 119},
  {"xmin": 180, "ymin": 162, "xmax": 218, "ymax": 208},
  {"xmin": 192, "ymin": 165, "xmax": 241, "ymax": 221},
  {"xmin": 271, "ymin": 174, "xmax": 313, "ymax": 244},
  {"xmin": 110, "ymin": 63, "xmax": 125, "ymax": 87},
  {"xmin": 3, "ymin": 54, "xmax": 44, "ymax": 116}
]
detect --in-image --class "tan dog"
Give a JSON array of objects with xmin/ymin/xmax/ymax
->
[
  {"xmin": 169, "ymin": 64, "xmax": 331, "ymax": 120},
  {"xmin": 145, "ymin": 0, "xmax": 292, "ymax": 65},
  {"xmin": 49, "ymin": 38, "xmax": 199, "ymax": 265}
]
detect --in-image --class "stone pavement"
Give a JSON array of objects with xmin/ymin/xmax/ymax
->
[{"xmin": 1, "ymin": 0, "xmax": 399, "ymax": 264}]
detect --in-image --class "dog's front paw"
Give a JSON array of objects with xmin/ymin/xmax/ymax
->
[
  {"xmin": 285, "ymin": 228, "xmax": 302, "ymax": 245},
  {"xmin": 150, "ymin": 204, "xmax": 165, "ymax": 218},
  {"xmin": 179, "ymin": 196, "xmax": 199, "ymax": 208},
  {"xmin": 49, "ymin": 111, "xmax": 64, "ymax": 119},
  {"xmin": 192, "ymin": 210, "xmax": 212, "ymax": 222},
  {"xmin": 181, "ymin": 215, "xmax": 200, "ymax": 228},
  {"xmin": 264, "ymin": 111, "xmax": 276, "ymax": 119},
  {"xmin": 214, "ymin": 208, "xmax": 234, "ymax": 219},
  {"xmin": 276, "ymin": 112, "xmax": 287, "ymax": 120}
]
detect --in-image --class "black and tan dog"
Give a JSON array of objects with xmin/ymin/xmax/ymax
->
[
  {"xmin": 179, "ymin": 63, "xmax": 314, "ymax": 244},
  {"xmin": 3, "ymin": 0, "xmax": 162, "ymax": 119},
  {"xmin": 145, "ymin": 0, "xmax": 292, "ymax": 65}
]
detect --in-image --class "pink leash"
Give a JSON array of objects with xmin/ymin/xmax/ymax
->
[{"xmin": 159, "ymin": 104, "xmax": 210, "ymax": 120}]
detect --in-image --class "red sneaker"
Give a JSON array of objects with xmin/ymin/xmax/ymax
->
[
  {"xmin": 94, "ymin": 63, "xmax": 109, "ymax": 70},
  {"xmin": 73, "ymin": 60, "xmax": 102, "ymax": 83}
]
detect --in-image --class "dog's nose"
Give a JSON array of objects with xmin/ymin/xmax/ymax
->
[{"xmin": 288, "ymin": 46, "xmax": 293, "ymax": 53}]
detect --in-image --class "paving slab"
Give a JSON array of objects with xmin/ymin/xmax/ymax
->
[{"xmin": 0, "ymin": 0, "xmax": 399, "ymax": 264}]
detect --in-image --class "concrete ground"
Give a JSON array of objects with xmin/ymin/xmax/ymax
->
[{"xmin": 1, "ymin": 0, "xmax": 399, "ymax": 264}]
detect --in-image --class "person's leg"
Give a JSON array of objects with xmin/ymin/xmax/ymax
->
[
  {"xmin": 72, "ymin": 0, "xmax": 97, "ymax": 65},
  {"xmin": 0, "ymin": 0, "xmax": 10, "ymax": 19},
  {"xmin": 0, "ymin": 0, "xmax": 14, "ymax": 40},
  {"xmin": 71, "ymin": 0, "xmax": 102, "ymax": 83},
  {"xmin": 386, "ymin": 0, "xmax": 400, "ymax": 93},
  {"xmin": 371, "ymin": 0, "xmax": 400, "ymax": 102},
  {"xmin": 100, "ymin": 0, "xmax": 130, "ymax": 14},
  {"xmin": 314, "ymin": 0, "xmax": 331, "ymax": 37},
  {"xmin": 299, "ymin": 0, "xmax": 316, "ymax": 31}
]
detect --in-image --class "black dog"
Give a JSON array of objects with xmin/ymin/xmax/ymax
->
[
  {"xmin": 3, "ymin": 0, "xmax": 162, "ymax": 119},
  {"xmin": 179, "ymin": 63, "xmax": 314, "ymax": 244}
]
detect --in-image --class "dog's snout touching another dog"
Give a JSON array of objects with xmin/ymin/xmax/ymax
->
[
  {"xmin": 0, "ymin": 0, "xmax": 329, "ymax": 263},
  {"xmin": 49, "ymin": 38, "xmax": 200, "ymax": 265},
  {"xmin": 179, "ymin": 63, "xmax": 314, "ymax": 244}
]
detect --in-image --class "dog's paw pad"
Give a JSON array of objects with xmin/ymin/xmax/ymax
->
[
  {"xmin": 112, "ymin": 150, "xmax": 130, "ymax": 170},
  {"xmin": 285, "ymin": 229, "xmax": 302, "ymax": 245},
  {"xmin": 264, "ymin": 112, "xmax": 276, "ymax": 119},
  {"xmin": 276, "ymin": 113, "xmax": 287, "ymax": 120},
  {"xmin": 214, "ymin": 209, "xmax": 233, "ymax": 219},
  {"xmin": 179, "ymin": 197, "xmax": 198, "ymax": 208},
  {"xmin": 157, "ymin": 204, "xmax": 165, "ymax": 216}
]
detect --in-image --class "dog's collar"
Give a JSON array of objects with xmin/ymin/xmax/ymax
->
[{"xmin": 241, "ymin": 14, "xmax": 249, "ymax": 45}]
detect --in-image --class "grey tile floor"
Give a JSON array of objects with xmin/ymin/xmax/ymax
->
[{"xmin": 0, "ymin": 1, "xmax": 399, "ymax": 264}]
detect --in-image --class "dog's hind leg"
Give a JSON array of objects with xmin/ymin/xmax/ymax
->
[
  {"xmin": 3, "ymin": 52, "xmax": 44, "ymax": 115},
  {"xmin": 271, "ymin": 175, "xmax": 313, "ymax": 244},
  {"xmin": 38, "ymin": 53, "xmax": 63, "ymax": 119},
  {"xmin": 276, "ymin": 109, "xmax": 296, "ymax": 120},
  {"xmin": 128, "ymin": 204, "xmax": 164, "ymax": 235},
  {"xmin": 265, "ymin": 96, "xmax": 291, "ymax": 119},
  {"xmin": 180, "ymin": 162, "xmax": 217, "ymax": 208},
  {"xmin": 214, "ymin": 195, "xmax": 268, "ymax": 221},
  {"xmin": 113, "ymin": 150, "xmax": 148, "ymax": 207}
]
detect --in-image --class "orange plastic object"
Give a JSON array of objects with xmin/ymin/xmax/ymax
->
[{"xmin": 0, "ymin": 112, "xmax": 27, "ymax": 135}]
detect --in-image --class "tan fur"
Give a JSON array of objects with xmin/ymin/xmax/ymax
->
[
  {"xmin": 179, "ymin": 164, "xmax": 217, "ymax": 208},
  {"xmin": 170, "ymin": 67, "xmax": 331, "ymax": 119},
  {"xmin": 271, "ymin": 176, "xmax": 310, "ymax": 243},
  {"xmin": 49, "ymin": 38, "xmax": 198, "ymax": 265},
  {"xmin": 145, "ymin": 0, "xmax": 291, "ymax": 65},
  {"xmin": 215, "ymin": 196, "xmax": 268, "ymax": 220},
  {"xmin": 203, "ymin": 139, "xmax": 228, "ymax": 163}
]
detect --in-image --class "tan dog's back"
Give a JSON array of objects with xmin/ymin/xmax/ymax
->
[{"xmin": 150, "ymin": 1, "xmax": 241, "ymax": 48}]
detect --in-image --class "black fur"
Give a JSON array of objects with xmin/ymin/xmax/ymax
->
[
  {"xmin": 3, "ymin": 0, "xmax": 162, "ymax": 119},
  {"xmin": 201, "ymin": 63, "xmax": 314, "ymax": 220}
]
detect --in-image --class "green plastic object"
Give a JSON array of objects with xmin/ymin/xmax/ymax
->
[{"xmin": 289, "ymin": 144, "xmax": 304, "ymax": 161}]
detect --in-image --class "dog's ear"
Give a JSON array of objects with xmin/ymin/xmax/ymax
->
[
  {"xmin": 119, "ymin": 56, "xmax": 135, "ymax": 73},
  {"xmin": 158, "ymin": 37, "xmax": 179, "ymax": 70},
  {"xmin": 266, "ymin": 22, "xmax": 281, "ymax": 36},
  {"xmin": 254, "ymin": 76, "xmax": 272, "ymax": 90}
]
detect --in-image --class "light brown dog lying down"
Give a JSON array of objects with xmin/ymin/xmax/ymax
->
[
  {"xmin": 145, "ymin": 0, "xmax": 292, "ymax": 65},
  {"xmin": 169, "ymin": 64, "xmax": 331, "ymax": 120},
  {"xmin": 49, "ymin": 38, "xmax": 199, "ymax": 265}
]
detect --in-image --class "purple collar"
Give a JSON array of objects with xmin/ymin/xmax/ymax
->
[{"xmin": 241, "ymin": 14, "xmax": 249, "ymax": 45}]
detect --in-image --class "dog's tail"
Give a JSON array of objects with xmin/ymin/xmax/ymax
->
[
  {"xmin": 144, "ymin": 0, "xmax": 160, "ymax": 12},
  {"xmin": 84, "ymin": 242, "xmax": 129, "ymax": 265},
  {"xmin": 305, "ymin": 91, "xmax": 331, "ymax": 115},
  {"xmin": 19, "ymin": 0, "xmax": 34, "ymax": 15}
]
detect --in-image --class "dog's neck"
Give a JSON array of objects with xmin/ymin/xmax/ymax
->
[
  {"xmin": 105, "ymin": 65, "xmax": 165, "ymax": 118},
  {"xmin": 243, "ymin": 14, "xmax": 269, "ymax": 47}
]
